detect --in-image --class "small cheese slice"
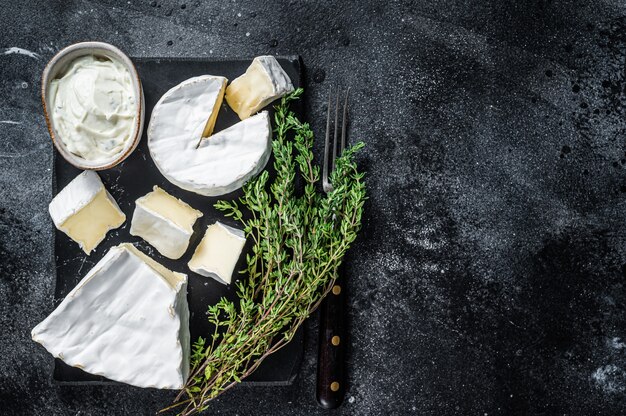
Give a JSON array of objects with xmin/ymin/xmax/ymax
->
[
  {"xmin": 188, "ymin": 221, "xmax": 246, "ymax": 285},
  {"xmin": 225, "ymin": 56, "xmax": 294, "ymax": 119},
  {"xmin": 130, "ymin": 186, "xmax": 203, "ymax": 259},
  {"xmin": 48, "ymin": 170, "xmax": 125, "ymax": 255},
  {"xmin": 31, "ymin": 243, "xmax": 190, "ymax": 389},
  {"xmin": 148, "ymin": 74, "xmax": 272, "ymax": 196}
]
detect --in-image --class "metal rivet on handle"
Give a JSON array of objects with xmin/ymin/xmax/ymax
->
[
  {"xmin": 332, "ymin": 285, "xmax": 341, "ymax": 295},
  {"xmin": 331, "ymin": 336, "xmax": 340, "ymax": 346},
  {"xmin": 330, "ymin": 382, "xmax": 340, "ymax": 392}
]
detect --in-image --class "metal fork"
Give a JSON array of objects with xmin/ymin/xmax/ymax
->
[
  {"xmin": 322, "ymin": 88, "xmax": 350, "ymax": 193},
  {"xmin": 316, "ymin": 88, "xmax": 349, "ymax": 409}
]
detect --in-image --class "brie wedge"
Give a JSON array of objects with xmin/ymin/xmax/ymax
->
[
  {"xmin": 31, "ymin": 243, "xmax": 190, "ymax": 389},
  {"xmin": 130, "ymin": 186, "xmax": 203, "ymax": 259},
  {"xmin": 225, "ymin": 56, "xmax": 295, "ymax": 119},
  {"xmin": 148, "ymin": 75, "xmax": 272, "ymax": 196},
  {"xmin": 188, "ymin": 221, "xmax": 246, "ymax": 285},
  {"xmin": 48, "ymin": 170, "xmax": 125, "ymax": 255}
]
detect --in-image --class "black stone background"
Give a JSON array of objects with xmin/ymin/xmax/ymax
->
[{"xmin": 1, "ymin": 1, "xmax": 626, "ymax": 415}]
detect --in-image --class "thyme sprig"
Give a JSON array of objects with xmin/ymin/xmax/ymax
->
[{"xmin": 161, "ymin": 88, "xmax": 366, "ymax": 415}]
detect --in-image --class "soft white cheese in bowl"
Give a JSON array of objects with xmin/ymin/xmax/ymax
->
[{"xmin": 42, "ymin": 42, "xmax": 144, "ymax": 170}]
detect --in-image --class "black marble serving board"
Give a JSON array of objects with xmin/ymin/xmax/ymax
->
[{"xmin": 51, "ymin": 56, "xmax": 304, "ymax": 386}]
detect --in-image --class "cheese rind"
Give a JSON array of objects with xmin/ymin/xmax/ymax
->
[
  {"xmin": 48, "ymin": 171, "xmax": 125, "ymax": 255},
  {"xmin": 130, "ymin": 186, "xmax": 203, "ymax": 259},
  {"xmin": 188, "ymin": 221, "xmax": 246, "ymax": 285},
  {"xmin": 31, "ymin": 243, "xmax": 190, "ymax": 389},
  {"xmin": 225, "ymin": 56, "xmax": 295, "ymax": 119}
]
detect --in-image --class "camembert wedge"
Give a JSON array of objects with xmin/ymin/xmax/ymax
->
[
  {"xmin": 225, "ymin": 56, "xmax": 294, "ymax": 119},
  {"xmin": 188, "ymin": 221, "xmax": 246, "ymax": 285},
  {"xmin": 48, "ymin": 170, "xmax": 125, "ymax": 255},
  {"xmin": 148, "ymin": 75, "xmax": 272, "ymax": 196},
  {"xmin": 130, "ymin": 186, "xmax": 203, "ymax": 259},
  {"xmin": 31, "ymin": 243, "xmax": 190, "ymax": 389}
]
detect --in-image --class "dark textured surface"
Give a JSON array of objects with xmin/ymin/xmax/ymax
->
[{"xmin": 1, "ymin": 1, "xmax": 626, "ymax": 415}]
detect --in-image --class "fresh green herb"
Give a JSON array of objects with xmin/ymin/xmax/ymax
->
[{"xmin": 161, "ymin": 88, "xmax": 366, "ymax": 416}]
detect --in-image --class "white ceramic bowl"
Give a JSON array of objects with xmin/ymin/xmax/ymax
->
[{"xmin": 42, "ymin": 42, "xmax": 145, "ymax": 170}]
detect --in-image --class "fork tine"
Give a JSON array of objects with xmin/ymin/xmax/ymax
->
[
  {"xmin": 340, "ymin": 88, "xmax": 350, "ymax": 154},
  {"xmin": 332, "ymin": 93, "xmax": 340, "ymax": 173},
  {"xmin": 322, "ymin": 89, "xmax": 332, "ymax": 192}
]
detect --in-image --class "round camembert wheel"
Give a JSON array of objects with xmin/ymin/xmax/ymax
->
[{"xmin": 148, "ymin": 75, "xmax": 272, "ymax": 196}]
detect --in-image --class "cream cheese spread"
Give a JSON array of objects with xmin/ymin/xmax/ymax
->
[{"xmin": 49, "ymin": 55, "xmax": 136, "ymax": 161}]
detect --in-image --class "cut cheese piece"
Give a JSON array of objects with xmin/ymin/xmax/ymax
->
[
  {"xmin": 48, "ymin": 170, "xmax": 125, "ymax": 255},
  {"xmin": 148, "ymin": 75, "xmax": 272, "ymax": 196},
  {"xmin": 31, "ymin": 243, "xmax": 190, "ymax": 389},
  {"xmin": 225, "ymin": 56, "xmax": 295, "ymax": 119},
  {"xmin": 130, "ymin": 186, "xmax": 203, "ymax": 259},
  {"xmin": 188, "ymin": 221, "xmax": 246, "ymax": 285}
]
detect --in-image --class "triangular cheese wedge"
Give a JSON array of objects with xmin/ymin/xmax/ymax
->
[
  {"xmin": 49, "ymin": 171, "xmax": 125, "ymax": 255},
  {"xmin": 225, "ymin": 56, "xmax": 294, "ymax": 119},
  {"xmin": 130, "ymin": 186, "xmax": 203, "ymax": 260},
  {"xmin": 31, "ymin": 243, "xmax": 190, "ymax": 389},
  {"xmin": 148, "ymin": 76, "xmax": 272, "ymax": 196},
  {"xmin": 188, "ymin": 221, "xmax": 246, "ymax": 285}
]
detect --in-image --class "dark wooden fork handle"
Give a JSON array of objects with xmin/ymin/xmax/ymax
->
[{"xmin": 316, "ymin": 272, "xmax": 346, "ymax": 409}]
